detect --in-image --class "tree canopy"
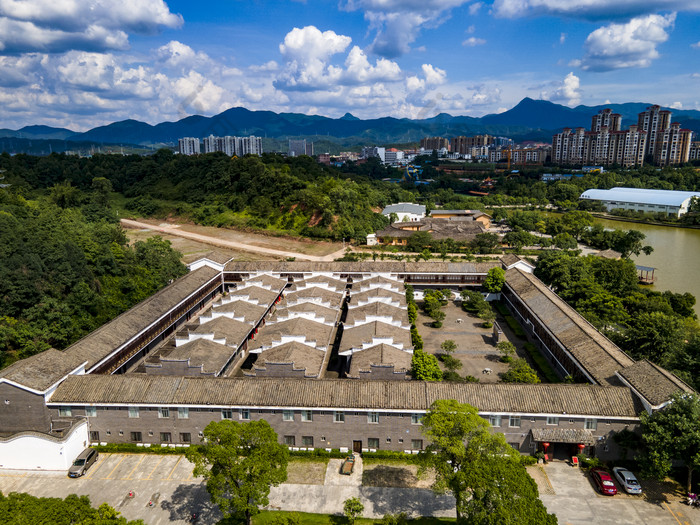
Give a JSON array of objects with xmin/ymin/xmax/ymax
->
[
  {"xmin": 638, "ymin": 392, "xmax": 700, "ymax": 492},
  {"xmin": 483, "ymin": 267, "xmax": 506, "ymax": 293},
  {"xmin": 418, "ymin": 400, "xmax": 557, "ymax": 524},
  {"xmin": 186, "ymin": 420, "xmax": 289, "ymax": 525}
]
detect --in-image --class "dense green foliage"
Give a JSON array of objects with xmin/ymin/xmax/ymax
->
[
  {"xmin": 418, "ymin": 400, "xmax": 557, "ymax": 524},
  {"xmin": 483, "ymin": 267, "xmax": 505, "ymax": 293},
  {"xmin": 0, "ymin": 492, "xmax": 143, "ymax": 524},
  {"xmin": 411, "ymin": 349, "xmax": 442, "ymax": 381},
  {"xmin": 534, "ymin": 250, "xmax": 700, "ymax": 389},
  {"xmin": 638, "ymin": 393, "xmax": 700, "ymax": 491},
  {"xmin": 0, "ymin": 186, "xmax": 186, "ymax": 368},
  {"xmin": 186, "ymin": 419, "xmax": 289, "ymax": 525},
  {"xmin": 501, "ymin": 358, "xmax": 541, "ymax": 384}
]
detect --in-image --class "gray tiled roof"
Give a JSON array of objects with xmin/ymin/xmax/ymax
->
[
  {"xmin": 212, "ymin": 301, "xmax": 268, "ymax": 322},
  {"xmin": 345, "ymin": 302, "xmax": 408, "ymax": 325},
  {"xmin": 617, "ymin": 360, "xmax": 695, "ymax": 407},
  {"xmin": 63, "ymin": 266, "xmax": 221, "ymax": 370},
  {"xmin": 531, "ymin": 428, "xmax": 596, "ymax": 444},
  {"xmin": 375, "ymin": 218, "xmax": 485, "ymax": 241},
  {"xmin": 49, "ymin": 376, "xmax": 642, "ymax": 417},
  {"xmin": 348, "ymin": 344, "xmax": 412, "ymax": 378},
  {"xmin": 350, "ymin": 288, "xmax": 407, "ymax": 306},
  {"xmin": 159, "ymin": 339, "xmax": 235, "ymax": 375},
  {"xmin": 0, "ymin": 349, "xmax": 86, "ymax": 391},
  {"xmin": 193, "ymin": 317, "xmax": 253, "ymax": 345},
  {"xmin": 505, "ymin": 268, "xmax": 635, "ymax": 385},
  {"xmin": 249, "ymin": 318, "xmax": 334, "ymax": 351},
  {"xmin": 340, "ymin": 321, "xmax": 412, "ymax": 352},
  {"xmin": 223, "ymin": 261, "xmax": 499, "ymax": 275},
  {"xmin": 228, "ymin": 285, "xmax": 280, "ymax": 305},
  {"xmin": 252, "ymin": 341, "xmax": 325, "ymax": 377}
]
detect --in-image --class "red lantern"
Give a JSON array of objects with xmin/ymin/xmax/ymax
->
[
  {"xmin": 542, "ymin": 442, "xmax": 550, "ymax": 449},
  {"xmin": 577, "ymin": 443, "xmax": 585, "ymax": 450}
]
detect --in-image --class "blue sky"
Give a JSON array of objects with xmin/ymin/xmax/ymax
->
[{"xmin": 1, "ymin": 0, "xmax": 699, "ymax": 130}]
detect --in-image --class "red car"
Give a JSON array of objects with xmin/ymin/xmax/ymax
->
[{"xmin": 590, "ymin": 467, "xmax": 617, "ymax": 496}]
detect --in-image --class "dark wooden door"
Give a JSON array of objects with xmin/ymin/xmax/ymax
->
[{"xmin": 353, "ymin": 440, "xmax": 362, "ymax": 453}]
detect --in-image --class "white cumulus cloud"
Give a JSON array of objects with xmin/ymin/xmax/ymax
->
[
  {"xmin": 0, "ymin": 0, "xmax": 182, "ymax": 54},
  {"xmin": 579, "ymin": 14, "xmax": 675, "ymax": 71},
  {"xmin": 540, "ymin": 72, "xmax": 581, "ymax": 106},
  {"xmin": 492, "ymin": 0, "xmax": 700, "ymax": 20},
  {"xmin": 463, "ymin": 37, "xmax": 486, "ymax": 46}
]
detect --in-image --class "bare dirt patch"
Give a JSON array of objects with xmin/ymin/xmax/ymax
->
[
  {"xmin": 362, "ymin": 462, "xmax": 435, "ymax": 489},
  {"xmin": 285, "ymin": 460, "xmax": 328, "ymax": 485}
]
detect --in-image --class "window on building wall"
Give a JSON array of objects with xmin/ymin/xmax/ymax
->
[
  {"xmin": 546, "ymin": 417, "xmax": 559, "ymax": 426},
  {"xmin": 284, "ymin": 435, "xmax": 295, "ymax": 446},
  {"xmin": 368, "ymin": 438, "xmax": 379, "ymax": 449},
  {"xmin": 283, "ymin": 410, "xmax": 294, "ymax": 421},
  {"xmin": 221, "ymin": 409, "xmax": 233, "ymax": 420},
  {"xmin": 85, "ymin": 407, "xmax": 97, "ymax": 417},
  {"xmin": 585, "ymin": 418, "xmax": 597, "ymax": 430},
  {"xmin": 58, "ymin": 406, "xmax": 72, "ymax": 417},
  {"xmin": 301, "ymin": 436, "xmax": 313, "ymax": 447},
  {"xmin": 89, "ymin": 431, "xmax": 100, "ymax": 441},
  {"xmin": 301, "ymin": 410, "xmax": 313, "ymax": 422},
  {"xmin": 489, "ymin": 415, "xmax": 501, "ymax": 427},
  {"xmin": 180, "ymin": 433, "xmax": 191, "ymax": 443},
  {"xmin": 128, "ymin": 407, "xmax": 139, "ymax": 418},
  {"xmin": 368, "ymin": 412, "xmax": 379, "ymax": 424},
  {"xmin": 159, "ymin": 407, "xmax": 169, "ymax": 419},
  {"xmin": 130, "ymin": 432, "xmax": 142, "ymax": 442},
  {"xmin": 160, "ymin": 432, "xmax": 171, "ymax": 443},
  {"xmin": 411, "ymin": 439, "xmax": 423, "ymax": 450},
  {"xmin": 411, "ymin": 413, "xmax": 423, "ymax": 425},
  {"xmin": 509, "ymin": 416, "xmax": 521, "ymax": 428},
  {"xmin": 334, "ymin": 411, "xmax": 345, "ymax": 423},
  {"xmin": 240, "ymin": 409, "xmax": 250, "ymax": 420},
  {"xmin": 178, "ymin": 407, "xmax": 189, "ymax": 419}
]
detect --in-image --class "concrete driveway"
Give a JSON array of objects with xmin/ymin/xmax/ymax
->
[{"xmin": 537, "ymin": 461, "xmax": 698, "ymax": 525}]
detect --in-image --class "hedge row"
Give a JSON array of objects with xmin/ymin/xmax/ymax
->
[
  {"xmin": 503, "ymin": 315, "xmax": 527, "ymax": 339},
  {"xmin": 523, "ymin": 343, "xmax": 560, "ymax": 383},
  {"xmin": 91, "ymin": 443, "xmax": 188, "ymax": 455}
]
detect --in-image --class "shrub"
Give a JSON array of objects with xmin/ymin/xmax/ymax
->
[
  {"xmin": 523, "ymin": 342, "xmax": 560, "ymax": 383},
  {"xmin": 502, "ymin": 358, "xmax": 540, "ymax": 384},
  {"xmin": 380, "ymin": 513, "xmax": 408, "ymax": 525},
  {"xmin": 503, "ymin": 315, "xmax": 527, "ymax": 339},
  {"xmin": 577, "ymin": 454, "xmax": 601, "ymax": 469},
  {"xmin": 439, "ymin": 354, "xmax": 463, "ymax": 371}
]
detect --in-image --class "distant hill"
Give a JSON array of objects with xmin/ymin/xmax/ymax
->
[{"xmin": 2, "ymin": 98, "xmax": 699, "ymax": 152}]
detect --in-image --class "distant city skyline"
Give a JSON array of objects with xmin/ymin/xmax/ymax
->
[{"xmin": 1, "ymin": 0, "xmax": 700, "ymax": 130}]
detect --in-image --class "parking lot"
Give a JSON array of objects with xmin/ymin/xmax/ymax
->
[{"xmin": 0, "ymin": 454, "xmax": 697, "ymax": 524}]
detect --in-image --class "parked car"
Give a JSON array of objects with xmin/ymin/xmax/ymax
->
[
  {"xmin": 590, "ymin": 467, "xmax": 617, "ymax": 495},
  {"xmin": 612, "ymin": 467, "xmax": 642, "ymax": 494},
  {"xmin": 340, "ymin": 454, "xmax": 356, "ymax": 475},
  {"xmin": 68, "ymin": 448, "xmax": 98, "ymax": 478}
]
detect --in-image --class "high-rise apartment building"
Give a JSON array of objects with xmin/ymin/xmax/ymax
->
[
  {"xmin": 654, "ymin": 122, "xmax": 693, "ymax": 167},
  {"xmin": 178, "ymin": 137, "xmax": 200, "ymax": 156},
  {"xmin": 591, "ymin": 109, "xmax": 622, "ymax": 132},
  {"xmin": 552, "ymin": 124, "xmax": 646, "ymax": 168},
  {"xmin": 196, "ymin": 135, "xmax": 263, "ymax": 156},
  {"xmin": 420, "ymin": 137, "xmax": 450, "ymax": 151},
  {"xmin": 451, "ymin": 135, "xmax": 494, "ymax": 154},
  {"xmin": 689, "ymin": 142, "xmax": 700, "ymax": 162},
  {"xmin": 637, "ymin": 105, "xmax": 672, "ymax": 160},
  {"xmin": 289, "ymin": 139, "xmax": 313, "ymax": 157}
]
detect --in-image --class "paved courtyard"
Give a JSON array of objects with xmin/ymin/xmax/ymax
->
[{"xmin": 0, "ymin": 454, "xmax": 695, "ymax": 524}]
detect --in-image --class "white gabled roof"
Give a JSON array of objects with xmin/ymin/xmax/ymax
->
[
  {"xmin": 580, "ymin": 187, "xmax": 700, "ymax": 207},
  {"xmin": 381, "ymin": 203, "xmax": 426, "ymax": 215}
]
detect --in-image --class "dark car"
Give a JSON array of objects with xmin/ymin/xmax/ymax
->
[
  {"xmin": 590, "ymin": 467, "xmax": 617, "ymax": 495},
  {"xmin": 68, "ymin": 448, "xmax": 98, "ymax": 478}
]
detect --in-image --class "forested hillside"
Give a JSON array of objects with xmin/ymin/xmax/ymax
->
[{"xmin": 0, "ymin": 183, "xmax": 186, "ymax": 369}]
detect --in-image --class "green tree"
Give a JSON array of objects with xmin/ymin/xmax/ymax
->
[
  {"xmin": 502, "ymin": 231, "xmax": 536, "ymax": 252},
  {"xmin": 186, "ymin": 420, "xmax": 289, "ymax": 525},
  {"xmin": 497, "ymin": 341, "xmax": 516, "ymax": 362},
  {"xmin": 411, "ymin": 349, "xmax": 442, "ymax": 381},
  {"xmin": 406, "ymin": 231, "xmax": 432, "ymax": 252},
  {"xmin": 471, "ymin": 232, "xmax": 500, "ymax": 254},
  {"xmin": 343, "ymin": 497, "xmax": 364, "ymax": 524},
  {"xmin": 622, "ymin": 311, "xmax": 685, "ymax": 363},
  {"xmin": 441, "ymin": 340, "xmax": 457, "ymax": 355},
  {"xmin": 483, "ymin": 267, "xmax": 506, "ymax": 293},
  {"xmin": 553, "ymin": 233, "xmax": 577, "ymax": 250},
  {"xmin": 502, "ymin": 358, "xmax": 540, "ymax": 384},
  {"xmin": 638, "ymin": 392, "xmax": 700, "ymax": 491}
]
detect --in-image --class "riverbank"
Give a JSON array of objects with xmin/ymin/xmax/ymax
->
[{"xmin": 590, "ymin": 212, "xmax": 700, "ymax": 230}]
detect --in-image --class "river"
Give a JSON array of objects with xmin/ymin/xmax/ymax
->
[{"xmin": 592, "ymin": 218, "xmax": 700, "ymax": 315}]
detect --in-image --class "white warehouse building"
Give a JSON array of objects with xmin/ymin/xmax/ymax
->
[
  {"xmin": 381, "ymin": 203, "xmax": 426, "ymax": 222},
  {"xmin": 580, "ymin": 187, "xmax": 700, "ymax": 218}
]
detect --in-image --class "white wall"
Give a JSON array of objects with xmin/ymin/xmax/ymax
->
[{"xmin": 0, "ymin": 420, "xmax": 88, "ymax": 471}]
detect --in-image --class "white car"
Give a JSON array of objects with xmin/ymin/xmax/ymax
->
[{"xmin": 612, "ymin": 467, "xmax": 642, "ymax": 494}]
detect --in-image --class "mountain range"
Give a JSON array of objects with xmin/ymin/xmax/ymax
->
[{"xmin": 1, "ymin": 98, "xmax": 699, "ymax": 149}]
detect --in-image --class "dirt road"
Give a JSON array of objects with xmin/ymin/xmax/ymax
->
[{"xmin": 120, "ymin": 219, "xmax": 347, "ymax": 262}]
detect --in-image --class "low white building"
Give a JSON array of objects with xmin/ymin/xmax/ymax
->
[
  {"xmin": 381, "ymin": 203, "xmax": 426, "ymax": 222},
  {"xmin": 580, "ymin": 187, "xmax": 700, "ymax": 218}
]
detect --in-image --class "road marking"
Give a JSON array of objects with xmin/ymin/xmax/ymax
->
[
  {"xmin": 123, "ymin": 455, "xmax": 145, "ymax": 480},
  {"xmin": 104, "ymin": 455, "xmax": 126, "ymax": 480},
  {"xmin": 84, "ymin": 454, "xmax": 110, "ymax": 479},
  {"xmin": 664, "ymin": 502, "xmax": 684, "ymax": 525},
  {"xmin": 144, "ymin": 456, "xmax": 164, "ymax": 480},
  {"xmin": 166, "ymin": 456, "xmax": 182, "ymax": 480}
]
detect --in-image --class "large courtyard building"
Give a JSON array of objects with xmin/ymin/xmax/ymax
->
[
  {"xmin": 580, "ymin": 187, "xmax": 700, "ymax": 218},
  {"xmin": 0, "ymin": 258, "xmax": 693, "ymax": 470}
]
